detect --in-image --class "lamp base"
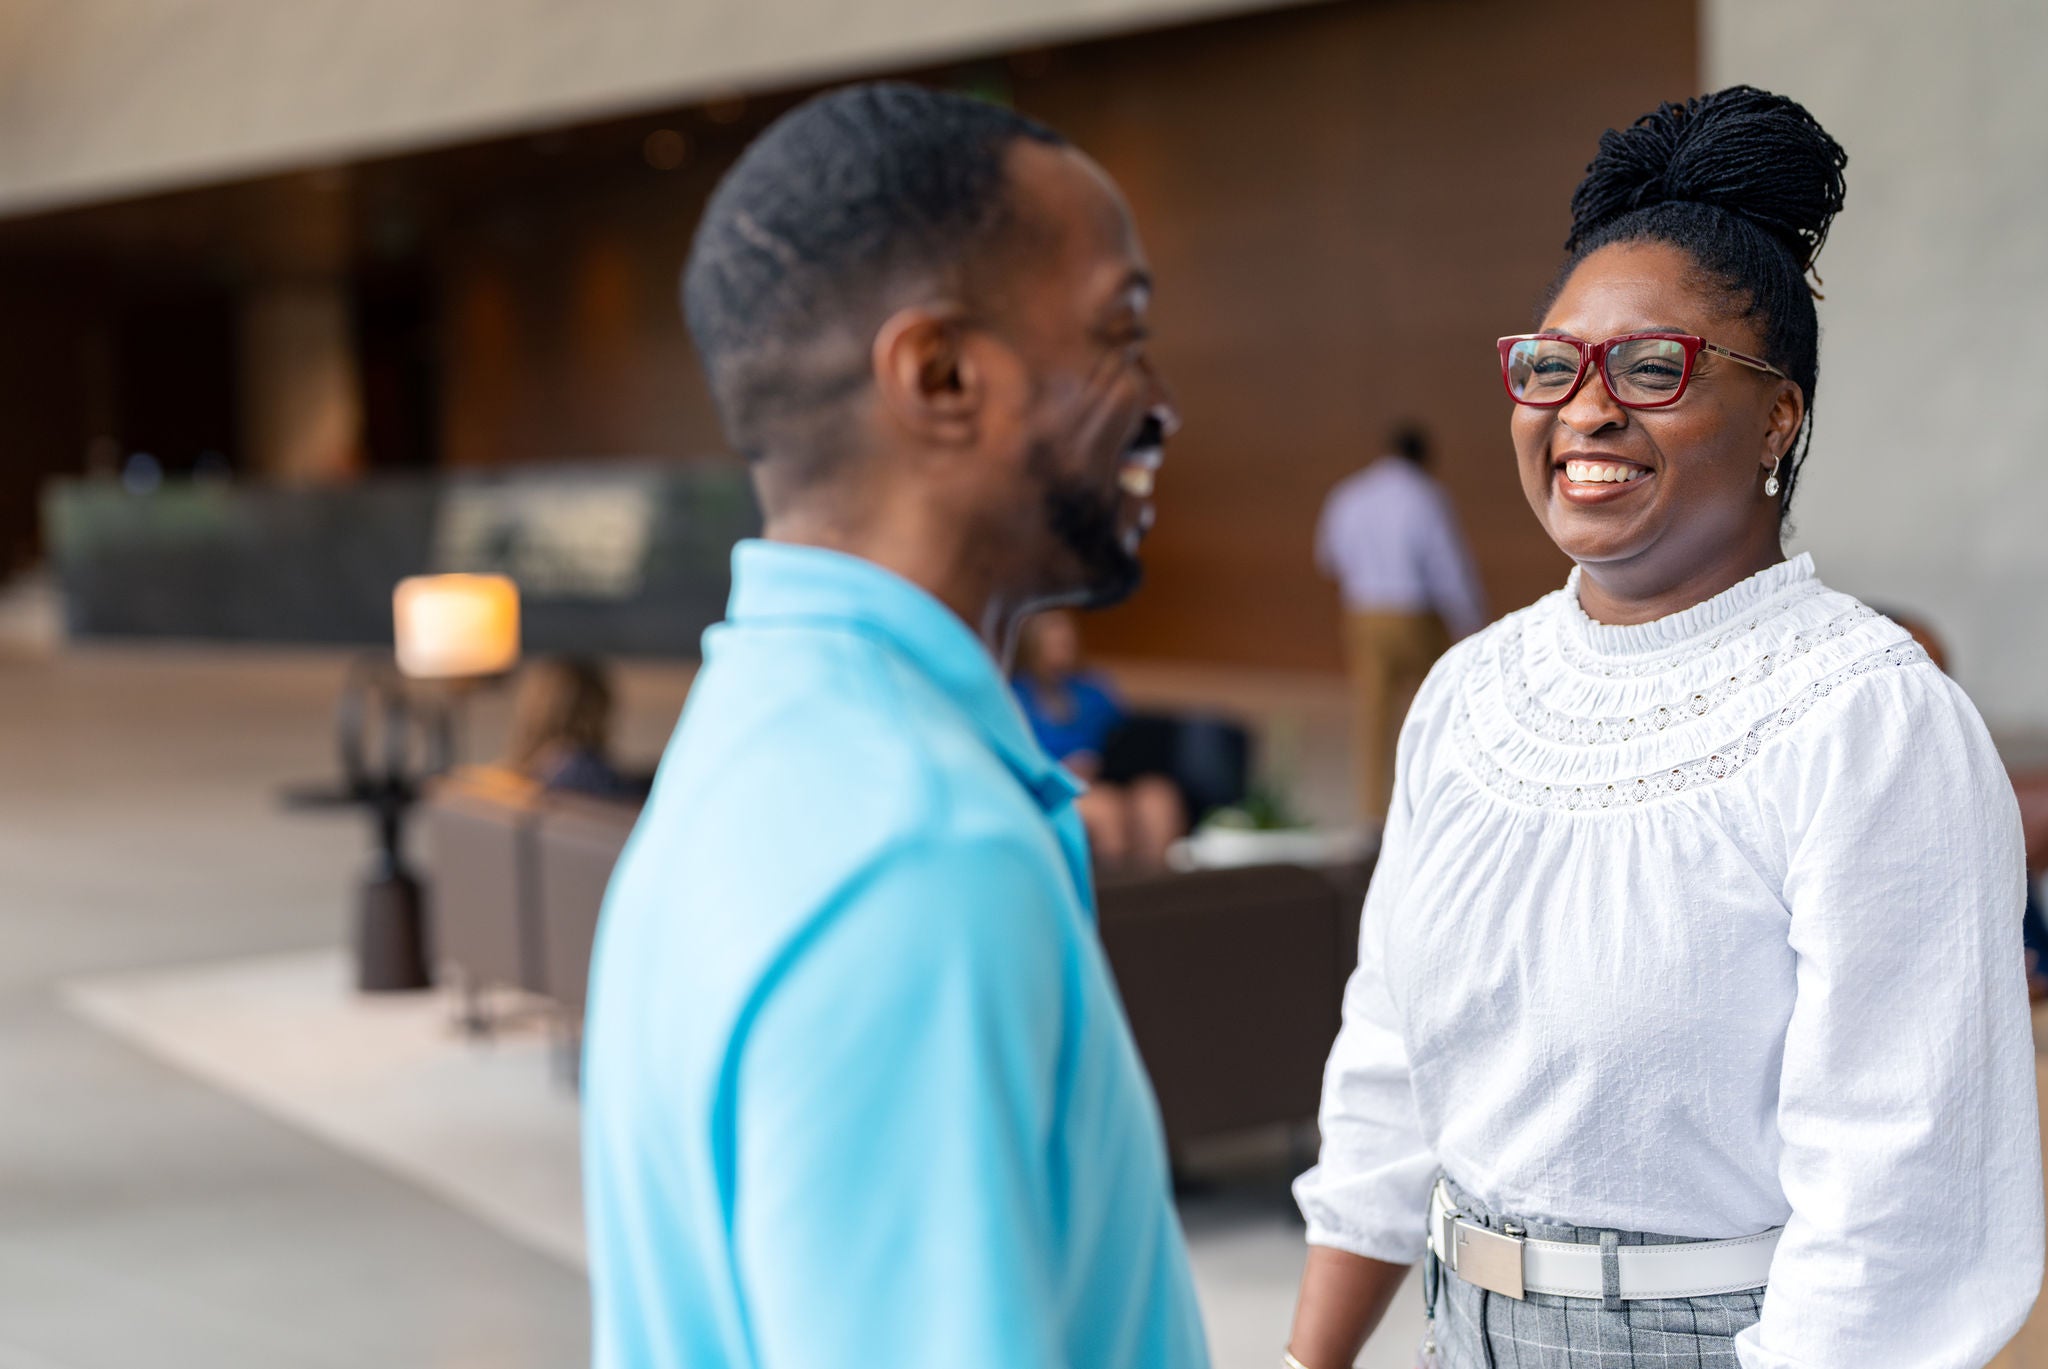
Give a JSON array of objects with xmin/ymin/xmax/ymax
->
[{"xmin": 356, "ymin": 871, "xmax": 433, "ymax": 992}]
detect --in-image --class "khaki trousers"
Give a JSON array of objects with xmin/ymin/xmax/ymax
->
[{"xmin": 1343, "ymin": 610, "xmax": 1451, "ymax": 824}]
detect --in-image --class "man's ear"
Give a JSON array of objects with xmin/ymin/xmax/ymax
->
[{"xmin": 872, "ymin": 307, "xmax": 983, "ymax": 449}]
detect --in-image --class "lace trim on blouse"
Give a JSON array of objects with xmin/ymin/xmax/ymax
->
[
  {"xmin": 1553, "ymin": 579, "xmax": 1830, "ymax": 679},
  {"xmin": 1501, "ymin": 603, "xmax": 1881, "ymax": 747},
  {"xmin": 1455, "ymin": 641, "xmax": 1928, "ymax": 811}
]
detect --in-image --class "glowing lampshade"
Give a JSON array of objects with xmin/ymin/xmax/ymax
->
[{"xmin": 392, "ymin": 574, "xmax": 520, "ymax": 680}]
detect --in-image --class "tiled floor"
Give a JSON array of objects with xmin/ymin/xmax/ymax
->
[
  {"xmin": 56, "ymin": 946, "xmax": 1433, "ymax": 1366},
  {"xmin": 0, "ymin": 642, "xmax": 1417, "ymax": 1369},
  {"xmin": 0, "ymin": 647, "xmax": 594, "ymax": 1369}
]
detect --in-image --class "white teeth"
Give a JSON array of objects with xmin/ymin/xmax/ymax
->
[
  {"xmin": 1119, "ymin": 451, "xmax": 1160, "ymax": 498},
  {"xmin": 1563, "ymin": 460, "xmax": 1647, "ymax": 484}
]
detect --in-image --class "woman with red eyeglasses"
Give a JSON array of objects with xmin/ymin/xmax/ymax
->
[{"xmin": 1282, "ymin": 87, "xmax": 2040, "ymax": 1368}]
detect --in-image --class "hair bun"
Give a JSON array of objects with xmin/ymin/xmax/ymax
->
[{"xmin": 1567, "ymin": 85, "xmax": 1848, "ymax": 272}]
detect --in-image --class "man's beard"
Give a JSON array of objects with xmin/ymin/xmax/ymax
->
[{"xmin": 1042, "ymin": 463, "xmax": 1142, "ymax": 609}]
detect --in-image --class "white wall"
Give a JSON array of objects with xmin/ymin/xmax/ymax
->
[
  {"xmin": 1708, "ymin": 0, "xmax": 2048, "ymax": 733},
  {"xmin": 0, "ymin": 0, "xmax": 1309, "ymax": 217}
]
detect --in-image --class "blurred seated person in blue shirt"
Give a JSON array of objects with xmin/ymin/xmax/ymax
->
[
  {"xmin": 1014, "ymin": 609, "xmax": 1186, "ymax": 869},
  {"xmin": 502, "ymin": 656, "xmax": 641, "ymax": 801}
]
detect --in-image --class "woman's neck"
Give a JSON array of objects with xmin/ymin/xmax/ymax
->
[{"xmin": 1575, "ymin": 535, "xmax": 1786, "ymax": 627}]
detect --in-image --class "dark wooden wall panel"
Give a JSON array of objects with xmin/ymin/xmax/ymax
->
[
  {"xmin": 0, "ymin": 277, "xmax": 96, "ymax": 576},
  {"xmin": 431, "ymin": 0, "xmax": 1701, "ymax": 668},
  {"xmin": 1033, "ymin": 0, "xmax": 1699, "ymax": 666}
]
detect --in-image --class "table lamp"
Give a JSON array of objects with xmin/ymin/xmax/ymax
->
[{"xmin": 393, "ymin": 573, "xmax": 520, "ymax": 681}]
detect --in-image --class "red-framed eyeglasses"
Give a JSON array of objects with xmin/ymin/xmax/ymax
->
[{"xmin": 1497, "ymin": 332, "xmax": 1788, "ymax": 410}]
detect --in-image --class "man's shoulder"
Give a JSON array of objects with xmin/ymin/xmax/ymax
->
[
  {"xmin": 1067, "ymin": 670, "xmax": 1122, "ymax": 711},
  {"xmin": 1329, "ymin": 458, "xmax": 1440, "ymax": 509},
  {"xmin": 686, "ymin": 618, "xmax": 985, "ymax": 774},
  {"xmin": 624, "ymin": 624, "xmax": 1056, "ymax": 914},
  {"xmin": 592, "ymin": 622, "xmax": 1070, "ymax": 1037},
  {"xmin": 1330, "ymin": 463, "xmax": 1388, "ymax": 501},
  {"xmin": 831, "ymin": 827, "xmax": 1078, "ymax": 967}
]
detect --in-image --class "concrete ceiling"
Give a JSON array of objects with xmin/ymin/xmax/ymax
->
[{"xmin": 0, "ymin": 0, "xmax": 1318, "ymax": 219}]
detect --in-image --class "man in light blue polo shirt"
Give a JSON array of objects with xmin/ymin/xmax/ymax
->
[{"xmin": 581, "ymin": 84, "xmax": 1208, "ymax": 1369}]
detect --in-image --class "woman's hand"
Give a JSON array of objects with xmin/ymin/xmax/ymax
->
[{"xmin": 1284, "ymin": 1245, "xmax": 1410, "ymax": 1369}]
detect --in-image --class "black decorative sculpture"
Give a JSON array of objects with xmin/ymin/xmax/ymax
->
[{"xmin": 284, "ymin": 656, "xmax": 456, "ymax": 991}]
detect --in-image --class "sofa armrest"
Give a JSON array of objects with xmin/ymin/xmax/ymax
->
[
  {"xmin": 420, "ymin": 767, "xmax": 545, "ymax": 996},
  {"xmin": 532, "ymin": 793, "xmax": 640, "ymax": 1018}
]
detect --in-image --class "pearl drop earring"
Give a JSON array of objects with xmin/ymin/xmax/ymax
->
[{"xmin": 1764, "ymin": 456, "xmax": 1782, "ymax": 499}]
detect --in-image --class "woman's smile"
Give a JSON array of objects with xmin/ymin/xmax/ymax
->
[{"xmin": 1554, "ymin": 452, "xmax": 1654, "ymax": 504}]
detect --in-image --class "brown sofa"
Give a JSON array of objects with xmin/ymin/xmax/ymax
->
[
  {"xmin": 419, "ymin": 767, "xmax": 1373, "ymax": 1148},
  {"xmin": 530, "ymin": 792, "xmax": 639, "ymax": 1018},
  {"xmin": 421, "ymin": 767, "xmax": 547, "ymax": 1021},
  {"xmin": 1097, "ymin": 861, "xmax": 1367, "ymax": 1146},
  {"xmin": 421, "ymin": 768, "xmax": 635, "ymax": 1008}
]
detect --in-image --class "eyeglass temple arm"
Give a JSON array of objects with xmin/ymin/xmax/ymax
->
[{"xmin": 1702, "ymin": 342, "xmax": 1787, "ymax": 379}]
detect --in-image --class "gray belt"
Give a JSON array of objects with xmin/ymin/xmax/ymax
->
[{"xmin": 1428, "ymin": 1180, "xmax": 1780, "ymax": 1301}]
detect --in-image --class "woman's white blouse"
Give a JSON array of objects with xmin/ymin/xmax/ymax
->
[{"xmin": 1295, "ymin": 554, "xmax": 2042, "ymax": 1367}]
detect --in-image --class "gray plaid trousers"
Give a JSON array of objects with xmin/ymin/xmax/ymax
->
[{"xmin": 1427, "ymin": 1179, "xmax": 1764, "ymax": 1368}]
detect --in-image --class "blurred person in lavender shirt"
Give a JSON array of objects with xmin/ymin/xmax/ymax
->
[{"xmin": 1314, "ymin": 422, "xmax": 1485, "ymax": 825}]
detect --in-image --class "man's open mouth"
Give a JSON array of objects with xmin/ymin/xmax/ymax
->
[
  {"xmin": 1116, "ymin": 414, "xmax": 1167, "ymax": 498},
  {"xmin": 1118, "ymin": 446, "xmax": 1162, "ymax": 498}
]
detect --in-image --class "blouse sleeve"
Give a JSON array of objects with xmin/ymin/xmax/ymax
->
[
  {"xmin": 1291, "ymin": 667, "xmax": 1448, "ymax": 1263},
  {"xmin": 1740, "ymin": 663, "xmax": 2042, "ymax": 1368}
]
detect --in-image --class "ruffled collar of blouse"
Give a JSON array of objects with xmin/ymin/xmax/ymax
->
[{"xmin": 1560, "ymin": 552, "xmax": 1818, "ymax": 659}]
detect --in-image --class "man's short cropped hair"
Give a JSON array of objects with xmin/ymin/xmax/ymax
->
[{"xmin": 683, "ymin": 82, "xmax": 1066, "ymax": 466}]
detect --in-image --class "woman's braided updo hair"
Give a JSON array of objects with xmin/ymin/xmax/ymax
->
[{"xmin": 1557, "ymin": 85, "xmax": 1848, "ymax": 517}]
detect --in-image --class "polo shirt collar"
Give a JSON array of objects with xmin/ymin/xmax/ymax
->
[{"xmin": 724, "ymin": 540, "xmax": 1085, "ymax": 812}]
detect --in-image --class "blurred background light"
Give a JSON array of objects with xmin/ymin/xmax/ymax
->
[
  {"xmin": 641, "ymin": 128, "xmax": 689, "ymax": 171},
  {"xmin": 120, "ymin": 450, "xmax": 162, "ymax": 494},
  {"xmin": 393, "ymin": 573, "xmax": 520, "ymax": 680}
]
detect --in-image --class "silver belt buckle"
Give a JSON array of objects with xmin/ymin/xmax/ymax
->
[{"xmin": 1451, "ymin": 1219, "xmax": 1526, "ymax": 1300}]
